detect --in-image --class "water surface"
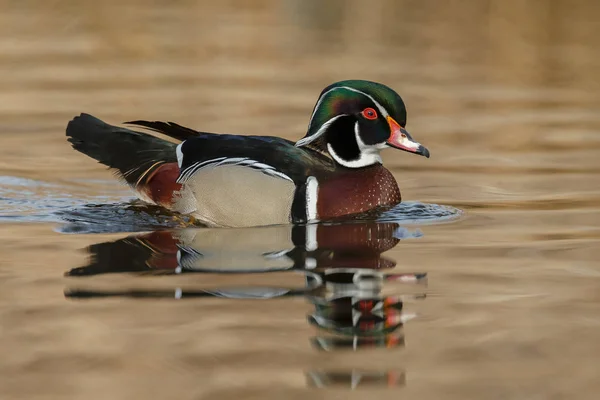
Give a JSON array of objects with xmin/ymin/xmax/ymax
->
[{"xmin": 1, "ymin": 1, "xmax": 600, "ymax": 399}]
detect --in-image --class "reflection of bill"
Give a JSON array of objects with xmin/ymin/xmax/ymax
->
[
  {"xmin": 306, "ymin": 275, "xmax": 426, "ymax": 387},
  {"xmin": 306, "ymin": 290, "xmax": 417, "ymax": 390},
  {"xmin": 306, "ymin": 369, "xmax": 406, "ymax": 389}
]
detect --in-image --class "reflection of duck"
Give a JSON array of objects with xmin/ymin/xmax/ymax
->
[
  {"xmin": 66, "ymin": 80, "xmax": 429, "ymax": 228},
  {"xmin": 64, "ymin": 221, "xmax": 426, "ymax": 390},
  {"xmin": 66, "ymin": 222, "xmax": 410, "ymax": 277},
  {"xmin": 308, "ymin": 292, "xmax": 422, "ymax": 350}
]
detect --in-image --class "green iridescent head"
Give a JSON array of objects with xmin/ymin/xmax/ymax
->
[{"xmin": 296, "ymin": 80, "xmax": 429, "ymax": 168}]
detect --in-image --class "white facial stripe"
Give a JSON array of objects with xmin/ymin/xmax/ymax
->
[
  {"xmin": 339, "ymin": 86, "xmax": 389, "ymax": 118},
  {"xmin": 308, "ymin": 86, "xmax": 341, "ymax": 123},
  {"xmin": 307, "ymin": 86, "xmax": 389, "ymax": 128},
  {"xmin": 301, "ymin": 86, "xmax": 391, "ymax": 147},
  {"xmin": 295, "ymin": 114, "xmax": 346, "ymax": 147}
]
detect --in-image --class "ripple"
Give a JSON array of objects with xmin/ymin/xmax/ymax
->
[
  {"xmin": 0, "ymin": 176, "xmax": 462, "ymax": 232},
  {"xmin": 0, "ymin": 176, "xmax": 132, "ymax": 225},
  {"xmin": 53, "ymin": 201, "xmax": 462, "ymax": 234},
  {"xmin": 54, "ymin": 202, "xmax": 194, "ymax": 233},
  {"xmin": 375, "ymin": 201, "xmax": 463, "ymax": 225}
]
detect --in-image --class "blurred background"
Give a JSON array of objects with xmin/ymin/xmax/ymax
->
[
  {"xmin": 1, "ymin": 0, "xmax": 598, "ymax": 189},
  {"xmin": 1, "ymin": 0, "xmax": 600, "ymax": 399}
]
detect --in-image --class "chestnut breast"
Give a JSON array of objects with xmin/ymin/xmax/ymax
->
[{"xmin": 316, "ymin": 164, "xmax": 401, "ymax": 219}]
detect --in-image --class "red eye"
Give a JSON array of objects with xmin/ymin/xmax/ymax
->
[{"xmin": 362, "ymin": 107, "xmax": 377, "ymax": 120}]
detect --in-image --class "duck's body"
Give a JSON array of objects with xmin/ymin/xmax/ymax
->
[{"xmin": 66, "ymin": 80, "xmax": 429, "ymax": 227}]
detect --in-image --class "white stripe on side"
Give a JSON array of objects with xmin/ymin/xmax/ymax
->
[
  {"xmin": 305, "ymin": 176, "xmax": 319, "ymax": 222},
  {"xmin": 177, "ymin": 157, "xmax": 226, "ymax": 183},
  {"xmin": 176, "ymin": 142, "xmax": 184, "ymax": 168},
  {"xmin": 176, "ymin": 157, "xmax": 293, "ymax": 184}
]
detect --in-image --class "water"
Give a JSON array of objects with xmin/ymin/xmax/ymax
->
[{"xmin": 1, "ymin": 0, "xmax": 600, "ymax": 398}]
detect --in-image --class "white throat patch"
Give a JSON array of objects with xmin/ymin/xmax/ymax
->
[{"xmin": 327, "ymin": 122, "xmax": 384, "ymax": 168}]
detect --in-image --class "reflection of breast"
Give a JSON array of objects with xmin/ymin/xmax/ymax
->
[{"xmin": 308, "ymin": 223, "xmax": 400, "ymax": 270}]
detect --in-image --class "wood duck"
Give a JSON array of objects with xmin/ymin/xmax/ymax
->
[{"xmin": 66, "ymin": 80, "xmax": 430, "ymax": 227}]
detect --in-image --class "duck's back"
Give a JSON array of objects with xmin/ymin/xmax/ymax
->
[{"xmin": 171, "ymin": 134, "xmax": 335, "ymax": 227}]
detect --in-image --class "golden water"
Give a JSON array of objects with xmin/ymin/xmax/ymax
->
[{"xmin": 1, "ymin": 0, "xmax": 600, "ymax": 398}]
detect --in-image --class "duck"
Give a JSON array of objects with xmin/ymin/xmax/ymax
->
[{"xmin": 66, "ymin": 80, "xmax": 430, "ymax": 228}]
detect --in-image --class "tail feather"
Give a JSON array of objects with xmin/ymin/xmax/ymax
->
[
  {"xmin": 66, "ymin": 113, "xmax": 178, "ymax": 186},
  {"xmin": 124, "ymin": 120, "xmax": 207, "ymax": 142}
]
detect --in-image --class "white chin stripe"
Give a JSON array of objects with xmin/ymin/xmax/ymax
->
[
  {"xmin": 305, "ymin": 176, "xmax": 319, "ymax": 221},
  {"xmin": 295, "ymin": 115, "xmax": 345, "ymax": 147},
  {"xmin": 326, "ymin": 122, "xmax": 383, "ymax": 168}
]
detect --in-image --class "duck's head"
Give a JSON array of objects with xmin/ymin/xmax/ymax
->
[{"xmin": 296, "ymin": 80, "xmax": 429, "ymax": 168}]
